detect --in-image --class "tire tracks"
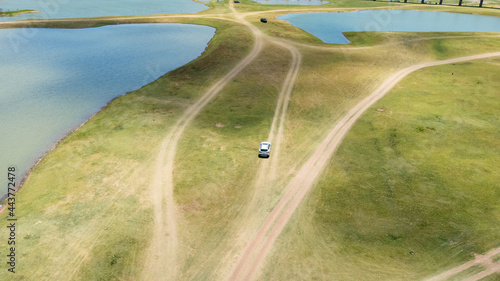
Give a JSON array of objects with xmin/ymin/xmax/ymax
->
[
  {"xmin": 427, "ymin": 247, "xmax": 500, "ymax": 281},
  {"xmin": 267, "ymin": 38, "xmax": 302, "ymax": 182}
]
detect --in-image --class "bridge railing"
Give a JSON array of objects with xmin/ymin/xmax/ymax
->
[{"xmin": 372, "ymin": 0, "xmax": 500, "ymax": 9}]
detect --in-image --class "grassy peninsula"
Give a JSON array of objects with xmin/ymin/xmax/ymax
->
[{"xmin": 0, "ymin": 9, "xmax": 37, "ymax": 17}]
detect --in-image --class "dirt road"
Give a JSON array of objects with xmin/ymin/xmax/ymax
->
[
  {"xmin": 427, "ymin": 247, "xmax": 500, "ymax": 281},
  {"xmin": 228, "ymin": 52, "xmax": 500, "ymax": 281},
  {"xmin": 142, "ymin": 5, "xmax": 264, "ymax": 280}
]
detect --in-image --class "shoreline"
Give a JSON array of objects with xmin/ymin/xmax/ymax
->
[
  {"xmin": 0, "ymin": 20, "xmax": 216, "ymax": 210},
  {"xmin": 0, "ymin": 91, "xmax": 127, "ymax": 207}
]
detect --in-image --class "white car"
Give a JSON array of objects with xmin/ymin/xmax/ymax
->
[{"xmin": 258, "ymin": 142, "xmax": 271, "ymax": 158}]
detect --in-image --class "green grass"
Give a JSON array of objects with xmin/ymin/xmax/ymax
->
[
  {"xmin": 232, "ymin": 0, "xmax": 397, "ymax": 11},
  {"xmin": 260, "ymin": 58, "xmax": 500, "ymax": 280},
  {"xmin": 277, "ymin": 33, "xmax": 500, "ymax": 174}
]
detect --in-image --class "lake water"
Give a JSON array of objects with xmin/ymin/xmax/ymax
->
[
  {"xmin": 0, "ymin": 0, "xmax": 207, "ymax": 22},
  {"xmin": 254, "ymin": 0, "xmax": 328, "ymax": 5},
  {"xmin": 0, "ymin": 23, "xmax": 215, "ymax": 200},
  {"xmin": 279, "ymin": 10, "xmax": 500, "ymax": 44}
]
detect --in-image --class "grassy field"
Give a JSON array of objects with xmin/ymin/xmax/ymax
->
[
  {"xmin": 259, "ymin": 58, "xmax": 500, "ymax": 280},
  {"xmin": 1, "ymin": 0, "xmax": 500, "ymax": 280},
  {"xmin": 170, "ymin": 18, "xmax": 500, "ymax": 281},
  {"xmin": 233, "ymin": 3, "xmax": 500, "ymax": 46}
]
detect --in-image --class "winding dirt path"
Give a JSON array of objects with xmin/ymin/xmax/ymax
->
[
  {"xmin": 142, "ymin": 5, "xmax": 264, "ymax": 280},
  {"xmin": 241, "ymin": 36, "xmax": 302, "ymax": 212},
  {"xmin": 228, "ymin": 52, "xmax": 500, "ymax": 281},
  {"xmin": 427, "ymin": 247, "xmax": 500, "ymax": 281}
]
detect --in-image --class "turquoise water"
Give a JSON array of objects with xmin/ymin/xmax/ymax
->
[
  {"xmin": 0, "ymin": 23, "xmax": 215, "ymax": 200},
  {"xmin": 0, "ymin": 0, "xmax": 207, "ymax": 21},
  {"xmin": 254, "ymin": 0, "xmax": 328, "ymax": 5},
  {"xmin": 279, "ymin": 10, "xmax": 500, "ymax": 44}
]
